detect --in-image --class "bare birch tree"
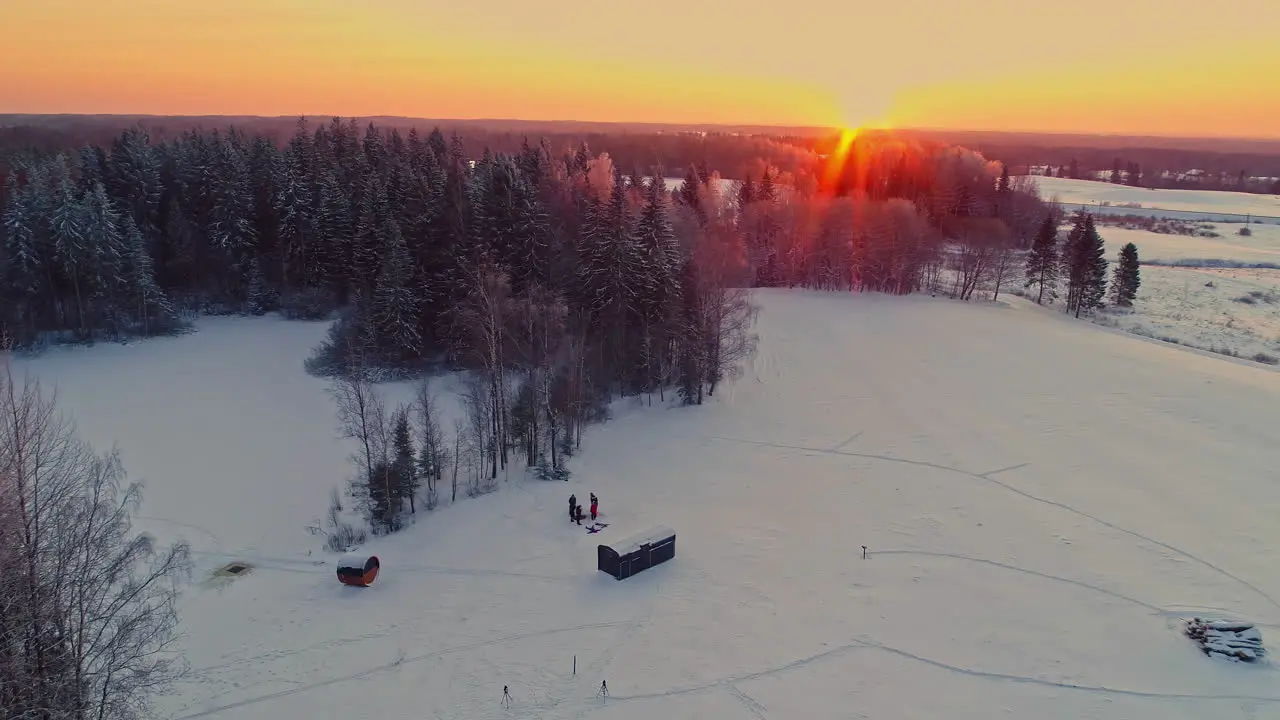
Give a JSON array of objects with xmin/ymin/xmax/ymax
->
[
  {"xmin": 454, "ymin": 267, "xmax": 512, "ymax": 480},
  {"xmin": 0, "ymin": 352, "xmax": 190, "ymax": 720},
  {"xmin": 328, "ymin": 357, "xmax": 396, "ymax": 532},
  {"xmin": 413, "ymin": 380, "xmax": 449, "ymax": 511},
  {"xmin": 458, "ymin": 374, "xmax": 493, "ymax": 496}
]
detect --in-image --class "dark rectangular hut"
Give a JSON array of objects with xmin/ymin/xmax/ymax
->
[{"xmin": 598, "ymin": 526, "xmax": 675, "ymax": 580}]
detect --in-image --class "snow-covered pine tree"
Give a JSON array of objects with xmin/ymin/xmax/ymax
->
[
  {"xmin": 351, "ymin": 174, "xmax": 385, "ymax": 297},
  {"xmin": 676, "ymin": 256, "xmax": 704, "ymax": 405},
  {"xmin": 120, "ymin": 214, "xmax": 176, "ymax": 334},
  {"xmin": 391, "ymin": 406, "xmax": 419, "ymax": 514},
  {"xmin": 277, "ymin": 119, "xmax": 316, "ymax": 288},
  {"xmin": 245, "ymin": 258, "xmax": 268, "ymax": 315},
  {"xmin": 576, "ymin": 170, "xmax": 642, "ymax": 392},
  {"xmin": 314, "ymin": 166, "xmax": 352, "ymax": 302},
  {"xmin": 247, "ymin": 136, "xmax": 283, "ymax": 285},
  {"xmin": 677, "ymin": 165, "xmax": 704, "ymax": 223},
  {"xmin": 406, "ymin": 127, "xmax": 427, "ymax": 174},
  {"xmin": 363, "ymin": 122, "xmax": 386, "ymax": 174},
  {"xmin": 1078, "ymin": 214, "xmax": 1109, "ymax": 315},
  {"xmin": 633, "ymin": 172, "xmax": 683, "ymax": 394},
  {"xmin": 1060, "ymin": 212, "xmax": 1088, "ymax": 315},
  {"xmin": 105, "ymin": 128, "xmax": 164, "ymax": 242},
  {"xmin": 1110, "ymin": 241, "xmax": 1140, "ymax": 307},
  {"xmin": 513, "ymin": 174, "xmax": 552, "ymax": 292},
  {"xmin": 427, "ymin": 127, "xmax": 448, "ymax": 164},
  {"xmin": 80, "ymin": 181, "xmax": 125, "ymax": 335},
  {"xmin": 1, "ymin": 172, "xmax": 48, "ymax": 337},
  {"xmin": 207, "ymin": 130, "xmax": 258, "ymax": 303},
  {"xmin": 1023, "ymin": 212, "xmax": 1060, "ymax": 304},
  {"xmin": 371, "ymin": 219, "xmax": 423, "ymax": 364},
  {"xmin": 1062, "ymin": 212, "xmax": 1108, "ymax": 317}
]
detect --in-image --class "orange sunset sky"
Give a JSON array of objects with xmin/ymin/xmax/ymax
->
[{"xmin": 2, "ymin": 0, "xmax": 1278, "ymax": 138}]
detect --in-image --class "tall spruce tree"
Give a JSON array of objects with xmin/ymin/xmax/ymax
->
[
  {"xmin": 371, "ymin": 220, "xmax": 422, "ymax": 363},
  {"xmin": 391, "ymin": 407, "xmax": 419, "ymax": 514},
  {"xmin": 1079, "ymin": 214, "xmax": 1109, "ymax": 314},
  {"xmin": 1063, "ymin": 213, "xmax": 1108, "ymax": 317},
  {"xmin": 1110, "ymin": 242, "xmax": 1141, "ymax": 307},
  {"xmin": 634, "ymin": 172, "xmax": 683, "ymax": 392},
  {"xmin": 1024, "ymin": 213, "xmax": 1060, "ymax": 304}
]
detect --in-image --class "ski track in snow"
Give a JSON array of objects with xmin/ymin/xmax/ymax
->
[
  {"xmin": 604, "ymin": 636, "xmax": 1280, "ymax": 706},
  {"xmin": 867, "ymin": 550, "xmax": 1280, "ymax": 629},
  {"xmin": 553, "ymin": 582, "xmax": 662, "ymax": 720},
  {"xmin": 188, "ymin": 550, "xmax": 572, "ymax": 583},
  {"xmin": 699, "ymin": 433, "xmax": 1280, "ymax": 617},
  {"xmin": 138, "ymin": 516, "xmax": 226, "ymax": 553},
  {"xmin": 175, "ymin": 621, "xmax": 633, "ymax": 719},
  {"xmin": 727, "ymin": 684, "xmax": 769, "ymax": 719}
]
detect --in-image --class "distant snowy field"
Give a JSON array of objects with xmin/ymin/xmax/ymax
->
[
  {"xmin": 20, "ymin": 291, "xmax": 1280, "ymax": 720},
  {"xmin": 1095, "ymin": 265, "xmax": 1280, "ymax": 364},
  {"xmin": 1071, "ymin": 221, "xmax": 1280, "ymax": 364},
  {"xmin": 1030, "ymin": 176, "xmax": 1280, "ymax": 222},
  {"xmin": 1103, "ymin": 224, "xmax": 1280, "ymax": 267}
]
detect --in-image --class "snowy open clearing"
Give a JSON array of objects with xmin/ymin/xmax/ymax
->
[
  {"xmin": 1069, "ymin": 223, "xmax": 1280, "ymax": 364},
  {"xmin": 1095, "ymin": 266, "xmax": 1280, "ymax": 364},
  {"xmin": 21, "ymin": 290, "xmax": 1280, "ymax": 720},
  {"xmin": 1031, "ymin": 176, "xmax": 1280, "ymax": 222},
  {"xmin": 1099, "ymin": 223, "xmax": 1280, "ymax": 267}
]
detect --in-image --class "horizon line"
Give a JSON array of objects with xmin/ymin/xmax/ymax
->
[{"xmin": 4, "ymin": 112, "xmax": 1280, "ymax": 144}]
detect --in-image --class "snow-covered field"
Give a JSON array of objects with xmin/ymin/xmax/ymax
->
[
  {"xmin": 21, "ymin": 291, "xmax": 1280, "ymax": 720},
  {"xmin": 1095, "ymin": 266, "xmax": 1280, "ymax": 364},
  {"xmin": 1072, "ymin": 222, "xmax": 1280, "ymax": 364},
  {"xmin": 1031, "ymin": 176, "xmax": 1280, "ymax": 223},
  {"xmin": 1097, "ymin": 224, "xmax": 1280, "ymax": 267}
]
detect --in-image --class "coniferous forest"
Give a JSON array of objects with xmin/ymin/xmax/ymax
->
[{"xmin": 1, "ymin": 118, "xmax": 1074, "ymax": 534}]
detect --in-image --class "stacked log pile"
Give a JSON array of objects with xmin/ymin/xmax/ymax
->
[{"xmin": 1184, "ymin": 619, "xmax": 1265, "ymax": 662}]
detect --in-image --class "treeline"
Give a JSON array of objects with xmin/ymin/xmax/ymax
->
[
  {"xmin": 0, "ymin": 117, "xmax": 819, "ymax": 186},
  {"xmin": 1, "ymin": 118, "xmax": 1063, "ymax": 536},
  {"xmin": 866, "ymin": 133, "xmax": 1280, "ymax": 194},
  {"xmin": 746, "ymin": 141, "xmax": 1050, "ymax": 296}
]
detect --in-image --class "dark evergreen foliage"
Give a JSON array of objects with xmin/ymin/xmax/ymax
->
[
  {"xmin": 1024, "ymin": 212, "xmax": 1060, "ymax": 304},
  {"xmin": 1062, "ymin": 212, "xmax": 1109, "ymax": 317},
  {"xmin": 1111, "ymin": 242, "xmax": 1141, "ymax": 307}
]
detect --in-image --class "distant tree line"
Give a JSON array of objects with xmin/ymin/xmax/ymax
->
[
  {"xmin": 741, "ymin": 141, "xmax": 1051, "ymax": 302},
  {"xmin": 834, "ymin": 131, "xmax": 1280, "ymax": 193}
]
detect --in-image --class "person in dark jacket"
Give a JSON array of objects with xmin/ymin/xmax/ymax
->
[{"xmin": 569, "ymin": 494, "xmax": 577, "ymax": 522}]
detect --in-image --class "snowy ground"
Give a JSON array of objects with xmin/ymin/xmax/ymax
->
[
  {"xmin": 1094, "ymin": 266, "xmax": 1280, "ymax": 365},
  {"xmin": 1069, "ymin": 223, "xmax": 1280, "ymax": 365},
  {"xmin": 1030, "ymin": 176, "xmax": 1280, "ymax": 223},
  {"xmin": 21, "ymin": 291, "xmax": 1280, "ymax": 720},
  {"xmin": 1097, "ymin": 224, "xmax": 1280, "ymax": 268}
]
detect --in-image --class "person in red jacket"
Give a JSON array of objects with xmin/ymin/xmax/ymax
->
[{"xmin": 589, "ymin": 493, "xmax": 599, "ymax": 521}]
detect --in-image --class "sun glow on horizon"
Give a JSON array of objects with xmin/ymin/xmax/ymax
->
[
  {"xmin": 818, "ymin": 127, "xmax": 859, "ymax": 193},
  {"xmin": 2, "ymin": 0, "xmax": 1279, "ymax": 137}
]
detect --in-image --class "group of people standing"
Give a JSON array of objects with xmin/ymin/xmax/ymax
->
[{"xmin": 568, "ymin": 493, "xmax": 599, "ymax": 525}]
